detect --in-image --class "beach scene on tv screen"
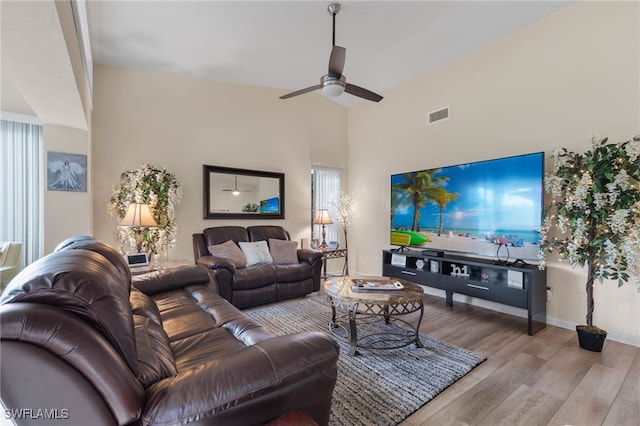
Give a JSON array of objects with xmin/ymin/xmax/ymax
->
[
  {"xmin": 390, "ymin": 153, "xmax": 543, "ymax": 261},
  {"xmin": 260, "ymin": 197, "xmax": 279, "ymax": 213}
]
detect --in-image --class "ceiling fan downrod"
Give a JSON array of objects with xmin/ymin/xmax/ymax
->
[{"xmin": 328, "ymin": 3, "xmax": 340, "ymax": 47}]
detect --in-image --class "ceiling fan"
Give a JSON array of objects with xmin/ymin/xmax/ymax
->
[
  {"xmin": 222, "ymin": 175, "xmax": 251, "ymax": 195},
  {"xmin": 279, "ymin": 3, "xmax": 383, "ymax": 103}
]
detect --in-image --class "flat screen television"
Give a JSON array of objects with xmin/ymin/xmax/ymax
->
[
  {"xmin": 390, "ymin": 152, "xmax": 544, "ymax": 261},
  {"xmin": 260, "ymin": 196, "xmax": 280, "ymax": 214}
]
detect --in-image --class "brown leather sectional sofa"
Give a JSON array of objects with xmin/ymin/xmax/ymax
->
[
  {"xmin": 193, "ymin": 226, "xmax": 323, "ymax": 309},
  {"xmin": 0, "ymin": 237, "xmax": 339, "ymax": 425}
]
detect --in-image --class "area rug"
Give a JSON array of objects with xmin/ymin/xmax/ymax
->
[{"xmin": 245, "ymin": 296, "xmax": 485, "ymax": 426}]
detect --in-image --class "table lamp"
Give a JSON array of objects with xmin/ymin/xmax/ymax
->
[
  {"xmin": 314, "ymin": 209, "xmax": 333, "ymax": 248},
  {"xmin": 119, "ymin": 203, "xmax": 158, "ymax": 253}
]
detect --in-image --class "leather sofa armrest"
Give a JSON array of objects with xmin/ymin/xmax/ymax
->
[
  {"xmin": 196, "ymin": 255, "xmax": 236, "ymax": 273},
  {"xmin": 297, "ymin": 249, "xmax": 323, "ymax": 265},
  {"xmin": 132, "ymin": 265, "xmax": 212, "ymax": 296},
  {"xmin": 141, "ymin": 332, "xmax": 339, "ymax": 426}
]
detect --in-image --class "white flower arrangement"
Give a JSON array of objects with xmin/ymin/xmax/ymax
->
[
  {"xmin": 539, "ymin": 134, "xmax": 640, "ymax": 329},
  {"xmin": 107, "ymin": 164, "xmax": 183, "ymax": 255},
  {"xmin": 331, "ymin": 191, "xmax": 358, "ymax": 232},
  {"xmin": 330, "ymin": 191, "xmax": 357, "ymax": 276}
]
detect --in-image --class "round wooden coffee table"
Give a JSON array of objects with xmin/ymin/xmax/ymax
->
[{"xmin": 324, "ymin": 276, "xmax": 424, "ymax": 355}]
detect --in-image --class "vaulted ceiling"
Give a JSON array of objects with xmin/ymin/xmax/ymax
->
[
  {"xmin": 87, "ymin": 1, "xmax": 571, "ymax": 107},
  {"xmin": 1, "ymin": 1, "xmax": 573, "ymax": 127}
]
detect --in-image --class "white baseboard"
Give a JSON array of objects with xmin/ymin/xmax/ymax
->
[
  {"xmin": 545, "ymin": 316, "xmax": 640, "ymax": 347},
  {"xmin": 418, "ymin": 285, "xmax": 640, "ymax": 348}
]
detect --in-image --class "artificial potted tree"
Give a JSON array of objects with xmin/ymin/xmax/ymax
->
[
  {"xmin": 539, "ymin": 135, "xmax": 640, "ymax": 351},
  {"xmin": 108, "ymin": 164, "xmax": 183, "ymax": 259}
]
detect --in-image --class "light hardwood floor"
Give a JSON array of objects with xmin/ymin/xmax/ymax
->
[{"xmin": 398, "ymin": 294, "xmax": 640, "ymax": 426}]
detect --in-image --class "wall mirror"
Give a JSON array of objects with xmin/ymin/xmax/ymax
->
[{"xmin": 203, "ymin": 165, "xmax": 285, "ymax": 219}]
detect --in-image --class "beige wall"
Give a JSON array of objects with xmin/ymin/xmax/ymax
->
[
  {"xmin": 347, "ymin": 2, "xmax": 640, "ymax": 343},
  {"xmin": 91, "ymin": 65, "xmax": 347, "ymax": 260},
  {"xmin": 43, "ymin": 124, "xmax": 91, "ymax": 253}
]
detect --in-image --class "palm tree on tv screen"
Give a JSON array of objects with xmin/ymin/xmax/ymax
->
[
  {"xmin": 390, "ymin": 186, "xmax": 408, "ymax": 224},
  {"xmin": 430, "ymin": 186, "xmax": 460, "ymax": 236},
  {"xmin": 394, "ymin": 170, "xmax": 448, "ymax": 232}
]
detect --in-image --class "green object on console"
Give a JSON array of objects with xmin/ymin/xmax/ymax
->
[{"xmin": 391, "ymin": 230, "xmax": 429, "ymax": 246}]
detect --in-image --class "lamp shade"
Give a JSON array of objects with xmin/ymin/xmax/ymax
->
[
  {"xmin": 119, "ymin": 203, "xmax": 158, "ymax": 228},
  {"xmin": 314, "ymin": 209, "xmax": 333, "ymax": 225}
]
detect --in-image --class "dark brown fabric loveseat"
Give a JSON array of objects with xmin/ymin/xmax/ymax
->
[
  {"xmin": 192, "ymin": 226, "xmax": 323, "ymax": 309},
  {"xmin": 0, "ymin": 236, "xmax": 339, "ymax": 425}
]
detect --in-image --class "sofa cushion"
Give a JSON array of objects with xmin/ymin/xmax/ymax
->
[
  {"xmin": 171, "ymin": 327, "xmax": 247, "ymax": 372},
  {"xmin": 247, "ymin": 225, "xmax": 289, "ymax": 242},
  {"xmin": 130, "ymin": 288, "xmax": 162, "ymax": 325},
  {"xmin": 152, "ymin": 290, "xmax": 218, "ymax": 342},
  {"xmin": 203, "ymin": 226, "xmax": 250, "ymax": 247},
  {"xmin": 269, "ymin": 238, "xmax": 299, "ymax": 265},
  {"xmin": 134, "ymin": 314, "xmax": 177, "ymax": 387},
  {"xmin": 208, "ymin": 240, "xmax": 247, "ymax": 269},
  {"xmin": 274, "ymin": 263, "xmax": 313, "ymax": 283},
  {"xmin": 232, "ymin": 264, "xmax": 277, "ymax": 290},
  {"xmin": 170, "ymin": 312, "xmax": 275, "ymax": 371},
  {"xmin": 239, "ymin": 241, "xmax": 273, "ymax": 266}
]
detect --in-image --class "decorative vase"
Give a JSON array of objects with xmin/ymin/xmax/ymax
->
[{"xmin": 576, "ymin": 325, "xmax": 607, "ymax": 352}]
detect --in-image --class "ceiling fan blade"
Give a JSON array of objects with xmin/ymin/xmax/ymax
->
[
  {"xmin": 345, "ymin": 83, "xmax": 383, "ymax": 102},
  {"xmin": 328, "ymin": 46, "xmax": 346, "ymax": 77},
  {"xmin": 279, "ymin": 84, "xmax": 322, "ymax": 100}
]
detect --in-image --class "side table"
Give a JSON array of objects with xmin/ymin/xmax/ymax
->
[{"xmin": 315, "ymin": 248, "xmax": 348, "ymax": 278}]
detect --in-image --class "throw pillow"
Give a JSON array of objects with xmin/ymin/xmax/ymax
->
[
  {"xmin": 238, "ymin": 240, "xmax": 273, "ymax": 266},
  {"xmin": 269, "ymin": 238, "xmax": 299, "ymax": 265},
  {"xmin": 207, "ymin": 240, "xmax": 247, "ymax": 269}
]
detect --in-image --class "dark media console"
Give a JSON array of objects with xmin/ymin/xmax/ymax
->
[{"xmin": 382, "ymin": 249, "xmax": 546, "ymax": 335}]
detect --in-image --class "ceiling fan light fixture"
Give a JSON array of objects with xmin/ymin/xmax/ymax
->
[
  {"xmin": 321, "ymin": 74, "xmax": 346, "ymax": 98},
  {"xmin": 232, "ymin": 189, "xmax": 240, "ymax": 196},
  {"xmin": 322, "ymin": 83, "xmax": 345, "ymax": 98}
]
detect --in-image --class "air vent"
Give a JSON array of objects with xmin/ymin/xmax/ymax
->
[{"xmin": 428, "ymin": 106, "xmax": 450, "ymax": 124}]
